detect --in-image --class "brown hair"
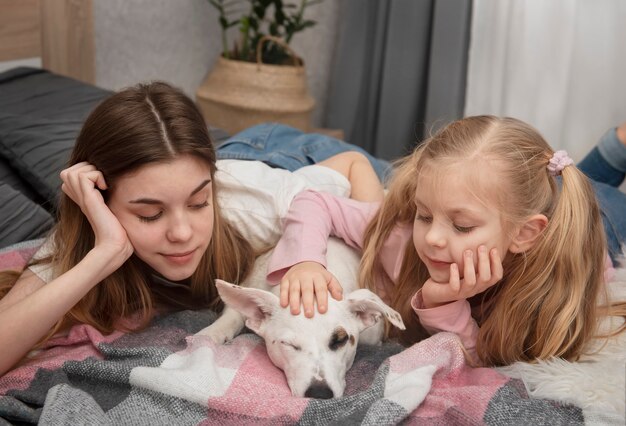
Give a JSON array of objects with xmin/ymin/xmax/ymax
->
[
  {"xmin": 359, "ymin": 115, "xmax": 625, "ymax": 365},
  {"xmin": 1, "ymin": 82, "xmax": 256, "ymax": 340}
]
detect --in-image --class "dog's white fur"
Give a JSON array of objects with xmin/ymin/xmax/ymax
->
[{"xmin": 196, "ymin": 238, "xmax": 405, "ymax": 398}]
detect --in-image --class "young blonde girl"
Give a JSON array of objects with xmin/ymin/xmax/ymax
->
[{"xmin": 267, "ymin": 115, "xmax": 626, "ymax": 366}]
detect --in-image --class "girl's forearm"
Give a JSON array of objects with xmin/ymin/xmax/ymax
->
[
  {"xmin": 347, "ymin": 155, "xmax": 384, "ymax": 202},
  {"xmin": 0, "ymin": 249, "xmax": 122, "ymax": 376}
]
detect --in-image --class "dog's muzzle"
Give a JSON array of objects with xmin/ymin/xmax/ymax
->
[{"xmin": 304, "ymin": 379, "xmax": 334, "ymax": 399}]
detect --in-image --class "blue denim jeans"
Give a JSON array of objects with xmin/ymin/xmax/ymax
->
[
  {"xmin": 578, "ymin": 128, "xmax": 626, "ymax": 263},
  {"xmin": 216, "ymin": 123, "xmax": 392, "ymax": 181}
]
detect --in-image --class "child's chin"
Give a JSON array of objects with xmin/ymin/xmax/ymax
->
[{"xmin": 427, "ymin": 270, "xmax": 451, "ymax": 284}]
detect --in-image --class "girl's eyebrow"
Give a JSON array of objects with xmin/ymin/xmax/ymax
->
[
  {"xmin": 190, "ymin": 178, "xmax": 212, "ymax": 196},
  {"xmin": 414, "ymin": 198, "xmax": 482, "ymax": 218},
  {"xmin": 446, "ymin": 207, "xmax": 483, "ymax": 218},
  {"xmin": 129, "ymin": 178, "xmax": 211, "ymax": 205}
]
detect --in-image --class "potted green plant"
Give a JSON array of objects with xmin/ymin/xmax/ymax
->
[{"xmin": 196, "ymin": 0, "xmax": 323, "ymax": 134}]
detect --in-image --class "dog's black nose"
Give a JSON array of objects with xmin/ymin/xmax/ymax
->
[{"xmin": 304, "ymin": 381, "xmax": 334, "ymax": 399}]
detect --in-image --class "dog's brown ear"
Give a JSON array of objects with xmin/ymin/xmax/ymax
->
[
  {"xmin": 347, "ymin": 289, "xmax": 406, "ymax": 331},
  {"xmin": 215, "ymin": 280, "xmax": 279, "ymax": 334}
]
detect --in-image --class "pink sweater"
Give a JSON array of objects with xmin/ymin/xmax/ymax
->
[{"xmin": 267, "ymin": 190, "xmax": 479, "ymax": 356}]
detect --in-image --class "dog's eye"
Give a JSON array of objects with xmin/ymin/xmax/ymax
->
[
  {"xmin": 280, "ymin": 341, "xmax": 301, "ymax": 351},
  {"xmin": 329, "ymin": 333, "xmax": 349, "ymax": 351}
]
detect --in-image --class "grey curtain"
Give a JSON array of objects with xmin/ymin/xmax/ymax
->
[{"xmin": 324, "ymin": 0, "xmax": 472, "ymax": 160}]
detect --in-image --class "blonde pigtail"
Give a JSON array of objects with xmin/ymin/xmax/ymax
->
[{"xmin": 478, "ymin": 164, "xmax": 608, "ymax": 365}]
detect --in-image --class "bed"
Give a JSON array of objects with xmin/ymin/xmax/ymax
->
[{"xmin": 0, "ymin": 5, "xmax": 625, "ymax": 426}]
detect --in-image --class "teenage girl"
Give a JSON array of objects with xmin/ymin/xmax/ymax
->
[{"xmin": 0, "ymin": 82, "xmax": 383, "ymax": 375}]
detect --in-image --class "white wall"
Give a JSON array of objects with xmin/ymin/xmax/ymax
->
[
  {"xmin": 465, "ymin": 0, "xmax": 626, "ymax": 163},
  {"xmin": 93, "ymin": 0, "xmax": 339, "ymax": 127},
  {"xmin": 0, "ymin": 58, "xmax": 42, "ymax": 73}
]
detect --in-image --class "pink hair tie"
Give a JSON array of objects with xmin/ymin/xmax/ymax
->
[{"xmin": 547, "ymin": 150, "xmax": 574, "ymax": 176}]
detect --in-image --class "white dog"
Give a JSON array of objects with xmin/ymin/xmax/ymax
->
[{"xmin": 196, "ymin": 238, "xmax": 405, "ymax": 398}]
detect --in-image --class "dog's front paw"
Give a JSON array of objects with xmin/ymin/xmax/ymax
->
[
  {"xmin": 195, "ymin": 325, "xmax": 237, "ymax": 345},
  {"xmin": 195, "ymin": 308, "xmax": 245, "ymax": 345}
]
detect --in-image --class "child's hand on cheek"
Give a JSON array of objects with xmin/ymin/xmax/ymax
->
[{"xmin": 421, "ymin": 246, "xmax": 503, "ymax": 308}]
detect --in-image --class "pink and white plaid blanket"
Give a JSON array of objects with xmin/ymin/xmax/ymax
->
[{"xmin": 0, "ymin": 241, "xmax": 583, "ymax": 425}]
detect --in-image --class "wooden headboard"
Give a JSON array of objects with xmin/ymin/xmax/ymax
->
[{"xmin": 0, "ymin": 0, "xmax": 94, "ymax": 83}]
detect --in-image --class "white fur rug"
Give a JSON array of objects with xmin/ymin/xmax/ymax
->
[{"xmin": 497, "ymin": 264, "xmax": 626, "ymax": 425}]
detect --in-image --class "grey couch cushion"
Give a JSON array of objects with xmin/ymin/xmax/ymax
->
[
  {"xmin": 0, "ymin": 183, "xmax": 54, "ymax": 249},
  {"xmin": 0, "ymin": 114, "xmax": 80, "ymax": 206},
  {"xmin": 0, "ymin": 68, "xmax": 111, "ymax": 208},
  {"xmin": 0, "ymin": 156, "xmax": 41, "ymax": 202}
]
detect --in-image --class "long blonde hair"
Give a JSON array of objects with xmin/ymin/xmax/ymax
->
[
  {"xmin": 0, "ymin": 82, "xmax": 256, "ymax": 341},
  {"xmin": 359, "ymin": 115, "xmax": 625, "ymax": 365}
]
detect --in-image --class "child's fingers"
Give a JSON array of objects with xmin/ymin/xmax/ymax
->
[
  {"xmin": 313, "ymin": 276, "xmax": 329, "ymax": 314},
  {"xmin": 490, "ymin": 248, "xmax": 504, "ymax": 283},
  {"xmin": 477, "ymin": 245, "xmax": 491, "ymax": 282},
  {"xmin": 280, "ymin": 278, "xmax": 290, "ymax": 308},
  {"xmin": 450, "ymin": 263, "xmax": 461, "ymax": 292},
  {"xmin": 463, "ymin": 250, "xmax": 476, "ymax": 287},
  {"xmin": 301, "ymin": 277, "xmax": 315, "ymax": 318},
  {"xmin": 327, "ymin": 275, "xmax": 343, "ymax": 301},
  {"xmin": 288, "ymin": 280, "xmax": 302, "ymax": 315}
]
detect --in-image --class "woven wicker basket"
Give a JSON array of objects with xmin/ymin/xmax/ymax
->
[{"xmin": 196, "ymin": 36, "xmax": 315, "ymax": 135}]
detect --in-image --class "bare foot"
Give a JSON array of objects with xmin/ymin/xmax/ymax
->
[{"xmin": 616, "ymin": 123, "xmax": 626, "ymax": 147}]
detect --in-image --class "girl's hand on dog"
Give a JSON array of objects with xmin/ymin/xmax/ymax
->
[
  {"xmin": 60, "ymin": 162, "xmax": 133, "ymax": 267},
  {"xmin": 421, "ymin": 246, "xmax": 503, "ymax": 308},
  {"xmin": 280, "ymin": 261, "xmax": 343, "ymax": 318}
]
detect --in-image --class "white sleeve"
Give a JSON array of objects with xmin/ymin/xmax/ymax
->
[
  {"xmin": 292, "ymin": 164, "xmax": 351, "ymax": 198},
  {"xmin": 27, "ymin": 236, "xmax": 56, "ymax": 284},
  {"xmin": 215, "ymin": 160, "xmax": 350, "ymax": 250}
]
